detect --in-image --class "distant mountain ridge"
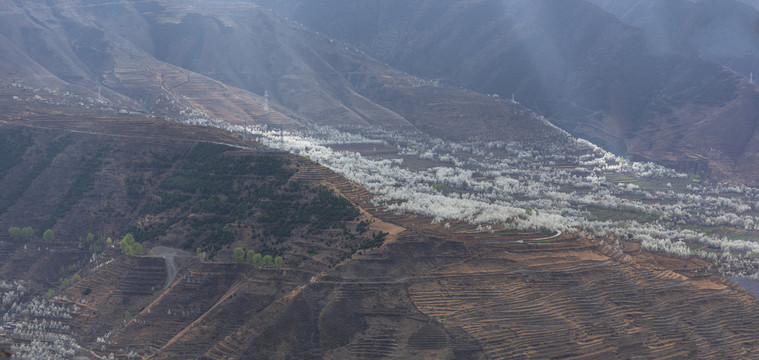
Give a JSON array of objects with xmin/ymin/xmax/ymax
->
[
  {"xmin": 0, "ymin": 0, "xmax": 560, "ymax": 144},
  {"xmin": 255, "ymin": 0, "xmax": 759, "ymax": 184},
  {"xmin": 3, "ymin": 0, "xmax": 759, "ymax": 182}
]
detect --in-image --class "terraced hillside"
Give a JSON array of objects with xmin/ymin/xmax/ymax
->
[
  {"xmin": 211, "ymin": 229, "xmax": 759, "ymax": 359},
  {"xmin": 4, "ymin": 90, "xmax": 759, "ymax": 358},
  {"xmin": 56, "ymin": 152, "xmax": 759, "ymax": 359},
  {"xmin": 0, "ymin": 86, "xmax": 380, "ymax": 268},
  {"xmin": 405, "ymin": 240, "xmax": 754, "ymax": 359},
  {"xmin": 0, "ymin": 91, "xmax": 411, "ymax": 356}
]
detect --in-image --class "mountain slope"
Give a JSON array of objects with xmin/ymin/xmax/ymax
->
[
  {"xmin": 6, "ymin": 0, "xmax": 759, "ymax": 182},
  {"xmin": 4, "ymin": 99, "xmax": 759, "ymax": 359},
  {"xmin": 0, "ymin": 88, "xmax": 379, "ymax": 277},
  {"xmin": 588, "ymin": 0, "xmax": 759, "ymax": 77},
  {"xmin": 0, "ymin": 93, "xmax": 405, "ymax": 357},
  {"xmin": 5, "ymin": 23, "xmax": 759, "ymax": 360},
  {"xmin": 257, "ymin": 0, "xmax": 759, "ymax": 183},
  {"xmin": 0, "ymin": 0, "xmax": 564, "ymax": 145}
]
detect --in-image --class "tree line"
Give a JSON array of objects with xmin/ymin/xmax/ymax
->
[
  {"xmin": 7, "ymin": 227, "xmax": 55, "ymax": 244},
  {"xmin": 233, "ymin": 247, "xmax": 283, "ymax": 268}
]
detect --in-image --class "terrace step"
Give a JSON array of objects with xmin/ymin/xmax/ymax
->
[
  {"xmin": 349, "ymin": 329, "xmax": 399, "ymax": 359},
  {"xmin": 408, "ymin": 324, "xmax": 448, "ymax": 350},
  {"xmin": 404, "ymin": 253, "xmax": 759, "ymax": 360}
]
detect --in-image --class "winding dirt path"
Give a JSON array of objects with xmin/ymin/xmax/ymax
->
[{"xmin": 148, "ymin": 246, "xmax": 192, "ymax": 291}]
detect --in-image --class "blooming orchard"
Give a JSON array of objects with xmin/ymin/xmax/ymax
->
[{"xmin": 180, "ymin": 114, "xmax": 759, "ymax": 278}]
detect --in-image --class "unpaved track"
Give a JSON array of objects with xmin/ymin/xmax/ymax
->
[{"xmin": 149, "ymin": 246, "xmax": 193, "ymax": 291}]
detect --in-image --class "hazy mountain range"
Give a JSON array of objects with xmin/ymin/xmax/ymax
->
[
  {"xmin": 255, "ymin": 0, "xmax": 759, "ymax": 182},
  {"xmin": 6, "ymin": 1, "xmax": 759, "ymax": 358},
  {"xmin": 2, "ymin": 0, "xmax": 759, "ymax": 182}
]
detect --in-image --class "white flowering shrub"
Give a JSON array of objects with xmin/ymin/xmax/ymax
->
[
  {"xmin": 11, "ymin": 338, "xmax": 79, "ymax": 359},
  {"xmin": 0, "ymin": 277, "xmax": 83, "ymax": 357},
  {"xmin": 172, "ymin": 116, "xmax": 759, "ymax": 277}
]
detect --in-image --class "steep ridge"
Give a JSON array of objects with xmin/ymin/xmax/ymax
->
[
  {"xmin": 6, "ymin": 0, "xmax": 759, "ymax": 182},
  {"xmin": 98, "ymin": 0, "xmax": 558, "ymax": 141},
  {"xmin": 259, "ymin": 0, "xmax": 759, "ymax": 184},
  {"xmin": 0, "ymin": 0, "xmax": 571, "ymax": 147}
]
